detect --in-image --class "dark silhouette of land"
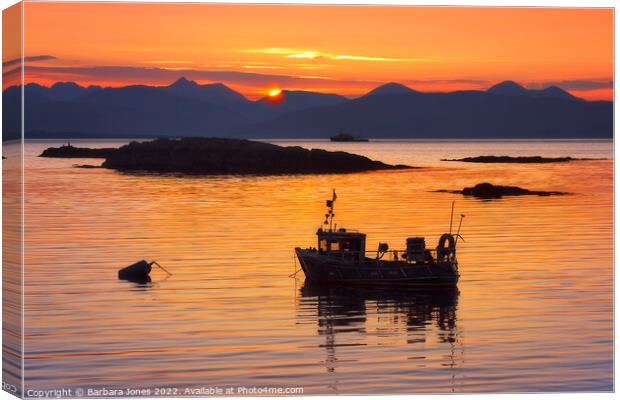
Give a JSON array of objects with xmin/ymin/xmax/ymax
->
[
  {"xmin": 486, "ymin": 80, "xmax": 582, "ymax": 101},
  {"xmin": 39, "ymin": 144, "xmax": 116, "ymax": 158},
  {"xmin": 246, "ymin": 82, "xmax": 611, "ymax": 138},
  {"xmin": 3, "ymin": 78, "xmax": 612, "ymax": 141},
  {"xmin": 41, "ymin": 138, "xmax": 412, "ymax": 174},
  {"xmin": 435, "ymin": 182, "xmax": 567, "ymax": 199},
  {"xmin": 441, "ymin": 155, "xmax": 605, "ymax": 163}
]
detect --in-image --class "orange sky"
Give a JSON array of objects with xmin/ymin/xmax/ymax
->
[{"xmin": 4, "ymin": 3, "xmax": 614, "ymax": 100}]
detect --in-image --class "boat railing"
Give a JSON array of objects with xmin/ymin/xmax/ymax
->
[{"xmin": 325, "ymin": 248, "xmax": 453, "ymax": 264}]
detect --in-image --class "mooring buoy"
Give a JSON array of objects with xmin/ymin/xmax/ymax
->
[{"xmin": 118, "ymin": 260, "xmax": 171, "ymax": 280}]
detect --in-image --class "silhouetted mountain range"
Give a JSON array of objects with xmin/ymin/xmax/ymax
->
[
  {"xmin": 2, "ymin": 78, "xmax": 612, "ymax": 141},
  {"xmin": 487, "ymin": 80, "xmax": 582, "ymax": 101}
]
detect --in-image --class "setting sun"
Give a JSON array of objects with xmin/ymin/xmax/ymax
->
[{"xmin": 268, "ymin": 88, "xmax": 282, "ymax": 97}]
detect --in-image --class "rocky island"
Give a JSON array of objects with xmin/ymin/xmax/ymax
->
[
  {"xmin": 436, "ymin": 182, "xmax": 567, "ymax": 199},
  {"xmin": 42, "ymin": 138, "xmax": 413, "ymax": 175},
  {"xmin": 441, "ymin": 155, "xmax": 603, "ymax": 163},
  {"xmin": 40, "ymin": 144, "xmax": 117, "ymax": 158}
]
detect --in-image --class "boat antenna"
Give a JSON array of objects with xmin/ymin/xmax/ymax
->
[
  {"xmin": 324, "ymin": 189, "xmax": 337, "ymax": 232},
  {"xmin": 449, "ymin": 200, "xmax": 455, "ymax": 234},
  {"xmin": 455, "ymin": 214, "xmax": 466, "ymax": 244}
]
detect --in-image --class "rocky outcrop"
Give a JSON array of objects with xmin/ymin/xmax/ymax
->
[
  {"xmin": 435, "ymin": 182, "xmax": 567, "ymax": 199},
  {"xmin": 99, "ymin": 138, "xmax": 412, "ymax": 174},
  {"xmin": 39, "ymin": 144, "xmax": 116, "ymax": 158},
  {"xmin": 441, "ymin": 155, "xmax": 602, "ymax": 163}
]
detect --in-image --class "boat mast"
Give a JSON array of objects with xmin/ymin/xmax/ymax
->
[
  {"xmin": 324, "ymin": 189, "xmax": 337, "ymax": 232},
  {"xmin": 449, "ymin": 200, "xmax": 455, "ymax": 234}
]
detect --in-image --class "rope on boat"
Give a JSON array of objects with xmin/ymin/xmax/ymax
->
[
  {"xmin": 151, "ymin": 261, "xmax": 172, "ymax": 276},
  {"xmin": 289, "ymin": 252, "xmax": 302, "ymax": 278},
  {"xmin": 288, "ymin": 268, "xmax": 303, "ymax": 278}
]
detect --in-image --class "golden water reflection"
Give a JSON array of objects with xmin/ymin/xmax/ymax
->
[
  {"xmin": 297, "ymin": 282, "xmax": 460, "ymax": 389},
  {"xmin": 18, "ymin": 139, "xmax": 613, "ymax": 393}
]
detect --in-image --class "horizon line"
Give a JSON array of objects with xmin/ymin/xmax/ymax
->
[{"xmin": 5, "ymin": 77, "xmax": 612, "ymax": 102}]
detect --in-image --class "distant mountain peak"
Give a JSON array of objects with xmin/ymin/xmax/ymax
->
[
  {"xmin": 366, "ymin": 82, "xmax": 417, "ymax": 97},
  {"xmin": 25, "ymin": 82, "xmax": 45, "ymax": 89},
  {"xmin": 545, "ymin": 85, "xmax": 563, "ymax": 91},
  {"xmin": 541, "ymin": 85, "xmax": 577, "ymax": 98},
  {"xmin": 169, "ymin": 77, "xmax": 198, "ymax": 88},
  {"xmin": 164, "ymin": 78, "xmax": 248, "ymax": 104},
  {"xmin": 487, "ymin": 80, "xmax": 528, "ymax": 95},
  {"xmin": 51, "ymin": 81, "xmax": 83, "ymax": 89},
  {"xmin": 488, "ymin": 80, "xmax": 581, "ymax": 101}
]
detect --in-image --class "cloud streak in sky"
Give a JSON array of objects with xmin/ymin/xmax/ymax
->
[
  {"xmin": 12, "ymin": 64, "xmax": 379, "ymax": 88},
  {"xmin": 2, "ymin": 55, "xmax": 56, "ymax": 68},
  {"xmin": 143, "ymin": 60, "xmax": 192, "ymax": 65},
  {"xmin": 244, "ymin": 48, "xmax": 433, "ymax": 62}
]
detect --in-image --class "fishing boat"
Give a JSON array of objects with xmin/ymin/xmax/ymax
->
[
  {"xmin": 329, "ymin": 130, "xmax": 369, "ymax": 142},
  {"xmin": 294, "ymin": 190, "xmax": 463, "ymax": 287}
]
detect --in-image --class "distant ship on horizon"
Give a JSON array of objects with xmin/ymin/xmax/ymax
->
[{"xmin": 330, "ymin": 130, "xmax": 369, "ymax": 142}]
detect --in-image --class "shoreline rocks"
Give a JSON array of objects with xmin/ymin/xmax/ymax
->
[
  {"xmin": 441, "ymin": 155, "xmax": 604, "ymax": 163},
  {"xmin": 39, "ymin": 144, "xmax": 117, "ymax": 158},
  {"xmin": 435, "ymin": 182, "xmax": 568, "ymax": 199},
  {"xmin": 42, "ymin": 138, "xmax": 414, "ymax": 175}
]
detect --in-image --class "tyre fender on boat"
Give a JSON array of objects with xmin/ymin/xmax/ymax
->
[{"xmin": 437, "ymin": 233, "xmax": 456, "ymax": 261}]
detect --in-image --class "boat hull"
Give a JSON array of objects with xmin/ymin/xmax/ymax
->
[{"xmin": 295, "ymin": 248, "xmax": 458, "ymax": 288}]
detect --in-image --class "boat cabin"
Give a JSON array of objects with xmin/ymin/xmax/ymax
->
[{"xmin": 317, "ymin": 228, "xmax": 366, "ymax": 262}]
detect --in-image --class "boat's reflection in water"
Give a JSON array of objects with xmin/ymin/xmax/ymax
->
[{"xmin": 297, "ymin": 280, "xmax": 462, "ymax": 391}]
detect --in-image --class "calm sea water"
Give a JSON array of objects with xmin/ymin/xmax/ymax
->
[{"xmin": 7, "ymin": 139, "xmax": 614, "ymax": 394}]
